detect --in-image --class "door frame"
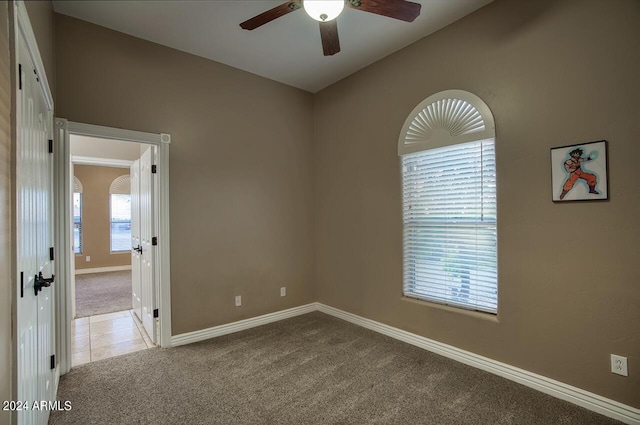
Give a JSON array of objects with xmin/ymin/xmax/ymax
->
[{"xmin": 54, "ymin": 120, "xmax": 172, "ymax": 375}]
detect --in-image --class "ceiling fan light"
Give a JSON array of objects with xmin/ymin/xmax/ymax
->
[{"xmin": 303, "ymin": 0, "xmax": 344, "ymax": 22}]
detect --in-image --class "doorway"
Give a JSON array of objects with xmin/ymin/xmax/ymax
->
[
  {"xmin": 54, "ymin": 120, "xmax": 172, "ymax": 375},
  {"xmin": 70, "ymin": 137, "xmax": 154, "ymax": 366}
]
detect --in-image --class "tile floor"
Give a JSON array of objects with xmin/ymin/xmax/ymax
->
[{"xmin": 71, "ymin": 310, "xmax": 155, "ymax": 367}]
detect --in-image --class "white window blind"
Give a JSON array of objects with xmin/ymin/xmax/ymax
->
[
  {"xmin": 402, "ymin": 139, "xmax": 498, "ymax": 313},
  {"xmin": 110, "ymin": 194, "xmax": 131, "ymax": 252},
  {"xmin": 73, "ymin": 177, "xmax": 83, "ymax": 255},
  {"xmin": 73, "ymin": 193, "xmax": 82, "ymax": 255}
]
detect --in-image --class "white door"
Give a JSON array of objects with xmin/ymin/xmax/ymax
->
[
  {"xmin": 16, "ymin": 34, "xmax": 56, "ymax": 425},
  {"xmin": 139, "ymin": 147, "xmax": 156, "ymax": 341},
  {"xmin": 130, "ymin": 159, "xmax": 142, "ymax": 319},
  {"xmin": 70, "ymin": 163, "xmax": 76, "ymax": 318}
]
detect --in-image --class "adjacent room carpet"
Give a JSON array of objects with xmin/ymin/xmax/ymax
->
[
  {"xmin": 74, "ymin": 270, "xmax": 132, "ymax": 318},
  {"xmin": 51, "ymin": 312, "xmax": 622, "ymax": 425}
]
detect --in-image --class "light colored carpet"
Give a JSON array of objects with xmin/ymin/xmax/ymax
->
[
  {"xmin": 51, "ymin": 312, "xmax": 622, "ymax": 425},
  {"xmin": 74, "ymin": 270, "xmax": 132, "ymax": 318}
]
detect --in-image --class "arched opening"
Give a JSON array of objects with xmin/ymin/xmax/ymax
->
[{"xmin": 398, "ymin": 90, "xmax": 498, "ymax": 314}]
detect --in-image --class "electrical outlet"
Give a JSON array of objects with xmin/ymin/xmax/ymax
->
[
  {"xmin": 280, "ymin": 287, "xmax": 286, "ymax": 297},
  {"xmin": 86, "ymin": 256, "xmax": 90, "ymax": 262},
  {"xmin": 235, "ymin": 295, "xmax": 242, "ymax": 307},
  {"xmin": 611, "ymin": 354, "xmax": 628, "ymax": 377}
]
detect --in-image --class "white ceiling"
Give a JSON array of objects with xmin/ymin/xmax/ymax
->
[
  {"xmin": 71, "ymin": 135, "xmax": 144, "ymax": 162},
  {"xmin": 53, "ymin": 0, "xmax": 493, "ymax": 93}
]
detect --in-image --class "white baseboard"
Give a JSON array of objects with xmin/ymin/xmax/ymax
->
[
  {"xmin": 169, "ymin": 302, "xmax": 639, "ymax": 425},
  {"xmin": 75, "ymin": 265, "xmax": 132, "ymax": 275},
  {"xmin": 170, "ymin": 303, "xmax": 317, "ymax": 347},
  {"xmin": 316, "ymin": 303, "xmax": 640, "ymax": 425}
]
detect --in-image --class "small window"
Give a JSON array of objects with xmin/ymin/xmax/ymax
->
[
  {"xmin": 398, "ymin": 90, "xmax": 498, "ymax": 314},
  {"xmin": 73, "ymin": 177, "xmax": 83, "ymax": 255},
  {"xmin": 109, "ymin": 175, "xmax": 131, "ymax": 252}
]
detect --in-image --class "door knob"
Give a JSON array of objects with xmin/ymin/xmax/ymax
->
[
  {"xmin": 133, "ymin": 245, "xmax": 142, "ymax": 254},
  {"xmin": 34, "ymin": 271, "xmax": 54, "ymax": 296}
]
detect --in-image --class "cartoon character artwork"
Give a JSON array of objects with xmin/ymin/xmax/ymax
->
[
  {"xmin": 559, "ymin": 148, "xmax": 598, "ymax": 200},
  {"xmin": 550, "ymin": 140, "xmax": 608, "ymax": 202}
]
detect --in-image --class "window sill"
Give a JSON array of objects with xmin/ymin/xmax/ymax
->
[{"xmin": 400, "ymin": 296, "xmax": 499, "ymax": 323}]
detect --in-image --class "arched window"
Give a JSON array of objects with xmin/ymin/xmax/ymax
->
[
  {"xmin": 109, "ymin": 175, "xmax": 131, "ymax": 252},
  {"xmin": 398, "ymin": 90, "xmax": 498, "ymax": 314},
  {"xmin": 73, "ymin": 176, "xmax": 83, "ymax": 254}
]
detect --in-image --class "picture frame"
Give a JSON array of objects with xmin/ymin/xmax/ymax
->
[{"xmin": 550, "ymin": 140, "xmax": 608, "ymax": 202}]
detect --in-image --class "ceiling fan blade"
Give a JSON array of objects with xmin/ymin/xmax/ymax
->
[
  {"xmin": 346, "ymin": 0, "xmax": 421, "ymax": 22},
  {"xmin": 240, "ymin": 1, "xmax": 302, "ymax": 30},
  {"xmin": 319, "ymin": 20, "xmax": 341, "ymax": 56}
]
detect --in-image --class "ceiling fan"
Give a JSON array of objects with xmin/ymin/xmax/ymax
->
[{"xmin": 240, "ymin": 0, "xmax": 422, "ymax": 56}]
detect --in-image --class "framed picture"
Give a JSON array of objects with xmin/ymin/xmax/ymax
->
[{"xmin": 550, "ymin": 140, "xmax": 608, "ymax": 202}]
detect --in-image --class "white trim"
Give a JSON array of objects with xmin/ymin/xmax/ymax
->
[
  {"xmin": 54, "ymin": 119, "xmax": 73, "ymax": 375},
  {"xmin": 55, "ymin": 120, "xmax": 172, "ymax": 376},
  {"xmin": 171, "ymin": 303, "xmax": 318, "ymax": 347},
  {"xmin": 155, "ymin": 140, "xmax": 171, "ymax": 347},
  {"xmin": 75, "ymin": 265, "xmax": 132, "ymax": 275},
  {"xmin": 66, "ymin": 121, "xmax": 168, "ymax": 145},
  {"xmin": 71, "ymin": 155, "xmax": 134, "ymax": 168},
  {"xmin": 316, "ymin": 304, "xmax": 640, "ymax": 425}
]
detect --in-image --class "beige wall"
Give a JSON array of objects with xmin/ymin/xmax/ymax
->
[
  {"xmin": 73, "ymin": 165, "xmax": 132, "ymax": 270},
  {"xmin": 1, "ymin": 2, "xmax": 12, "ymax": 423},
  {"xmin": 55, "ymin": 14, "xmax": 316, "ymax": 335},
  {"xmin": 313, "ymin": 0, "xmax": 639, "ymax": 408}
]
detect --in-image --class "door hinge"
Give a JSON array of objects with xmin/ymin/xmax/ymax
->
[
  {"xmin": 151, "ymin": 165, "xmax": 157, "ymax": 174},
  {"xmin": 50, "ymin": 354, "xmax": 55, "ymax": 370},
  {"xmin": 153, "ymin": 309, "xmax": 159, "ymax": 318},
  {"xmin": 20, "ymin": 272, "xmax": 24, "ymax": 298},
  {"xmin": 49, "ymin": 246, "xmax": 55, "ymax": 261},
  {"xmin": 33, "ymin": 68, "xmax": 39, "ymax": 83},
  {"xmin": 48, "ymin": 139, "xmax": 53, "ymax": 154},
  {"xmin": 152, "ymin": 237, "xmax": 158, "ymax": 246},
  {"xmin": 18, "ymin": 64, "xmax": 22, "ymax": 90}
]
